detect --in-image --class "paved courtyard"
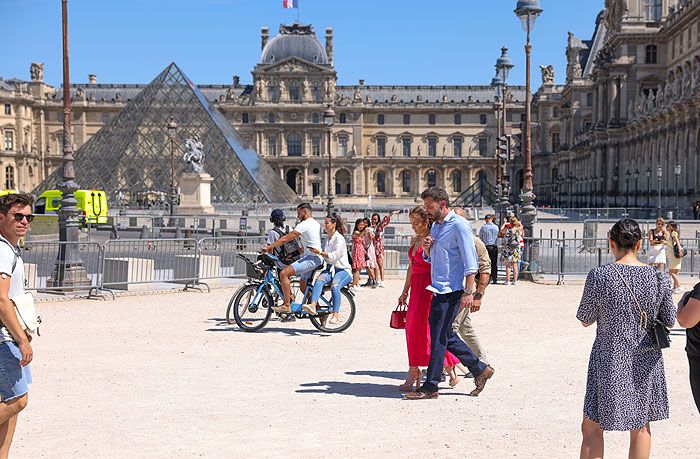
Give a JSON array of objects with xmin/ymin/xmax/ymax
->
[{"xmin": 13, "ymin": 278, "xmax": 700, "ymax": 457}]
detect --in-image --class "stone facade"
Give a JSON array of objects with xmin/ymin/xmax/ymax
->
[
  {"xmin": 537, "ymin": 0, "xmax": 700, "ymax": 211},
  {"xmin": 0, "ymin": 23, "xmax": 526, "ymax": 206}
]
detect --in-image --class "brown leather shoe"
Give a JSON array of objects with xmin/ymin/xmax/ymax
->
[
  {"xmin": 403, "ymin": 390, "xmax": 438, "ymax": 400},
  {"xmin": 469, "ymin": 365, "xmax": 495, "ymax": 396}
]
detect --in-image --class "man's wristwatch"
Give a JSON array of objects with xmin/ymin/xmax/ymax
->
[
  {"xmin": 463, "ymin": 289, "xmax": 474, "ymax": 296},
  {"xmin": 473, "ymin": 292, "xmax": 483, "ymax": 300}
]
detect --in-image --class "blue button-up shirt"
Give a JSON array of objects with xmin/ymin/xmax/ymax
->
[
  {"xmin": 423, "ymin": 210, "xmax": 479, "ymax": 294},
  {"xmin": 479, "ymin": 222, "xmax": 500, "ymax": 246}
]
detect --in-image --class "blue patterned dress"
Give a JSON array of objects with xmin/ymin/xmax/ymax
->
[{"xmin": 577, "ymin": 263, "xmax": 675, "ymax": 431}]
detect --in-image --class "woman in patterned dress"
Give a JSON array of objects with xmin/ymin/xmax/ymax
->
[
  {"xmin": 350, "ymin": 219, "xmax": 373, "ymax": 291},
  {"xmin": 362, "ymin": 218, "xmax": 378, "ymax": 288},
  {"xmin": 577, "ymin": 218, "xmax": 675, "ymax": 459},
  {"xmin": 647, "ymin": 217, "xmax": 668, "ymax": 271},
  {"xmin": 665, "ymin": 221, "xmax": 683, "ymax": 293},
  {"xmin": 500, "ymin": 216, "xmax": 523, "ymax": 285},
  {"xmin": 370, "ymin": 211, "xmax": 399, "ymax": 288}
]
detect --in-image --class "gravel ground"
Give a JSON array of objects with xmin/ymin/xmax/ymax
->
[{"xmin": 12, "ymin": 279, "xmax": 700, "ymax": 458}]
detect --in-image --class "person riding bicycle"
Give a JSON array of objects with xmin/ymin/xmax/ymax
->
[
  {"xmin": 304, "ymin": 213, "xmax": 352, "ymax": 322},
  {"xmin": 266, "ymin": 209, "xmax": 296, "ymax": 270},
  {"xmin": 262, "ymin": 202, "xmax": 322, "ymax": 314}
]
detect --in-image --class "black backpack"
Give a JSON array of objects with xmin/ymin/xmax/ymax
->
[{"xmin": 273, "ymin": 226, "xmax": 303, "ymax": 265}]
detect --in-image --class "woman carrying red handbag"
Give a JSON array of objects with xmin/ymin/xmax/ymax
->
[{"xmin": 397, "ymin": 206, "xmax": 459, "ymax": 391}]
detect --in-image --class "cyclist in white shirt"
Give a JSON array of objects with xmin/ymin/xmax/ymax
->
[{"xmin": 263, "ymin": 203, "xmax": 322, "ymax": 313}]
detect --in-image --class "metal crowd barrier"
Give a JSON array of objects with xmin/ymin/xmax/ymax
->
[{"xmin": 19, "ymin": 234, "xmax": 700, "ymax": 295}]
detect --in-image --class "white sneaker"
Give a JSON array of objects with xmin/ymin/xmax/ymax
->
[
  {"xmin": 378, "ymin": 281, "xmax": 386, "ymax": 288},
  {"xmin": 673, "ymin": 287, "xmax": 683, "ymax": 294},
  {"xmin": 350, "ymin": 285, "xmax": 364, "ymax": 292},
  {"xmin": 505, "ymin": 281, "xmax": 511, "ymax": 286}
]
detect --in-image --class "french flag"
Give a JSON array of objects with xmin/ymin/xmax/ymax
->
[{"xmin": 283, "ymin": 0, "xmax": 298, "ymax": 8}]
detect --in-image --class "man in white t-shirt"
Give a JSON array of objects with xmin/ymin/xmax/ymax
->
[
  {"xmin": 262, "ymin": 202, "xmax": 322, "ymax": 313},
  {"xmin": 0, "ymin": 193, "xmax": 34, "ymax": 457}
]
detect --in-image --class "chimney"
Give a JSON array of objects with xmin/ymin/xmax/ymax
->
[
  {"xmin": 325, "ymin": 27, "xmax": 334, "ymax": 65},
  {"xmin": 232, "ymin": 75, "xmax": 240, "ymax": 87},
  {"xmin": 261, "ymin": 27, "xmax": 269, "ymax": 51},
  {"xmin": 359, "ymin": 79, "xmax": 365, "ymax": 86},
  {"xmin": 88, "ymin": 74, "xmax": 97, "ymax": 84}
]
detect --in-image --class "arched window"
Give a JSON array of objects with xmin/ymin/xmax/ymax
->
[
  {"xmin": 402, "ymin": 170, "xmax": 411, "ymax": 193},
  {"xmin": 268, "ymin": 82, "xmax": 280, "ymax": 102},
  {"xmin": 427, "ymin": 169, "xmax": 437, "ymax": 188},
  {"xmin": 452, "ymin": 170, "xmax": 462, "ymax": 193},
  {"xmin": 287, "ymin": 133, "xmax": 302, "ymax": 156},
  {"xmin": 288, "ymin": 81, "xmax": 300, "ymax": 102},
  {"xmin": 376, "ymin": 171, "xmax": 386, "ymax": 193},
  {"xmin": 311, "ymin": 81, "xmax": 322, "ymax": 102},
  {"xmin": 5, "ymin": 166, "xmax": 14, "ymax": 190}
]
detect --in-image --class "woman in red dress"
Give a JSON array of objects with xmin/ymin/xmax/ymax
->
[{"xmin": 397, "ymin": 206, "xmax": 460, "ymax": 391}]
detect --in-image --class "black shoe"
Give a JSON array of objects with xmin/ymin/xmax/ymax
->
[
  {"xmin": 361, "ymin": 280, "xmax": 372, "ymax": 287},
  {"xmin": 371, "ymin": 280, "xmax": 377, "ymax": 289}
]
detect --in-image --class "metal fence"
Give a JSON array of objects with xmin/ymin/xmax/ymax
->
[{"xmin": 19, "ymin": 234, "xmax": 700, "ymax": 294}]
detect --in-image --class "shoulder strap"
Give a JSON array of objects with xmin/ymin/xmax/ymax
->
[
  {"xmin": 272, "ymin": 227, "xmax": 286, "ymax": 237},
  {"xmin": 0, "ymin": 238, "xmax": 17, "ymax": 274},
  {"xmin": 611, "ymin": 264, "xmax": 647, "ymax": 331}
]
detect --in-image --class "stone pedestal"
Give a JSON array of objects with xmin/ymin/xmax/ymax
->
[
  {"xmin": 178, "ymin": 172, "xmax": 215, "ymax": 215},
  {"xmin": 102, "ymin": 257, "xmax": 155, "ymax": 291},
  {"xmin": 383, "ymin": 249, "xmax": 400, "ymax": 271}
]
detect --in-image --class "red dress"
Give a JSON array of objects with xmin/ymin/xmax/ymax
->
[
  {"xmin": 351, "ymin": 234, "xmax": 366, "ymax": 270},
  {"xmin": 405, "ymin": 245, "xmax": 460, "ymax": 367}
]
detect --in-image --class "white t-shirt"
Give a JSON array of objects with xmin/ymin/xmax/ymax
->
[
  {"xmin": 0, "ymin": 236, "xmax": 25, "ymax": 343},
  {"xmin": 294, "ymin": 218, "xmax": 322, "ymax": 255},
  {"xmin": 324, "ymin": 232, "xmax": 351, "ymax": 274}
]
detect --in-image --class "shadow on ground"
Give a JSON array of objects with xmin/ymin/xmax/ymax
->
[
  {"xmin": 297, "ymin": 381, "xmax": 403, "ymax": 399},
  {"xmin": 205, "ymin": 317, "xmax": 330, "ymax": 336}
]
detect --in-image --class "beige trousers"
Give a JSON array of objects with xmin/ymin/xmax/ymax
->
[{"xmin": 452, "ymin": 307, "xmax": 488, "ymax": 364}]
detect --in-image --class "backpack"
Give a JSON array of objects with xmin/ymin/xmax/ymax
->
[{"xmin": 273, "ymin": 226, "xmax": 303, "ymax": 265}]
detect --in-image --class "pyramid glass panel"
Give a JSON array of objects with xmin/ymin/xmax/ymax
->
[{"xmin": 37, "ymin": 63, "xmax": 299, "ymax": 205}]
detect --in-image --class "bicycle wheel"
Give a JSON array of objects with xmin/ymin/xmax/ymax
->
[
  {"xmin": 230, "ymin": 284, "xmax": 273, "ymax": 332},
  {"xmin": 309, "ymin": 287, "xmax": 356, "ymax": 333}
]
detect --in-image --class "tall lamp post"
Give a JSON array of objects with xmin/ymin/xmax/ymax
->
[
  {"xmin": 624, "ymin": 170, "xmax": 631, "ymax": 208},
  {"xmin": 323, "ymin": 105, "xmax": 336, "ymax": 215},
  {"xmin": 674, "ymin": 163, "xmax": 681, "ymax": 218},
  {"xmin": 514, "ymin": 1, "xmax": 542, "ymax": 238},
  {"xmin": 49, "ymin": 0, "xmax": 89, "ymax": 288},
  {"xmin": 167, "ymin": 117, "xmax": 178, "ymax": 217},
  {"xmin": 657, "ymin": 165, "xmax": 663, "ymax": 217},
  {"xmin": 495, "ymin": 47, "xmax": 514, "ymax": 220},
  {"xmin": 645, "ymin": 168, "xmax": 651, "ymax": 209},
  {"xmin": 633, "ymin": 169, "xmax": 639, "ymax": 208}
]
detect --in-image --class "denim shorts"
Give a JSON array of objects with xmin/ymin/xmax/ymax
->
[
  {"xmin": 291, "ymin": 254, "xmax": 323, "ymax": 280},
  {"xmin": 0, "ymin": 341, "xmax": 32, "ymax": 401}
]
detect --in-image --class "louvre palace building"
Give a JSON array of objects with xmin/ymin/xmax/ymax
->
[
  {"xmin": 2, "ymin": 0, "xmax": 700, "ymax": 208},
  {"xmin": 0, "ymin": 22, "xmax": 527, "ymax": 206}
]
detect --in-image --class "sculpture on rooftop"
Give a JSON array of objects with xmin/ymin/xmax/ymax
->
[{"xmin": 30, "ymin": 63, "xmax": 44, "ymax": 82}]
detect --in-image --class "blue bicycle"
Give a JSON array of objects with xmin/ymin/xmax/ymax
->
[{"xmin": 227, "ymin": 253, "xmax": 356, "ymax": 333}]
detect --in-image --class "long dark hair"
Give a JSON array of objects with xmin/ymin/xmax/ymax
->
[
  {"xmin": 609, "ymin": 218, "xmax": 642, "ymax": 250},
  {"xmin": 353, "ymin": 218, "xmax": 364, "ymax": 234},
  {"xmin": 327, "ymin": 213, "xmax": 346, "ymax": 235},
  {"xmin": 371, "ymin": 213, "xmax": 381, "ymax": 226}
]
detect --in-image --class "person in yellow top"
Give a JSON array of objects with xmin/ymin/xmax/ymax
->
[{"xmin": 666, "ymin": 221, "xmax": 683, "ymax": 293}]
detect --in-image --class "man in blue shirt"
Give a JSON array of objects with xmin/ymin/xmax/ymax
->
[
  {"xmin": 405, "ymin": 187, "xmax": 495, "ymax": 400},
  {"xmin": 479, "ymin": 214, "xmax": 500, "ymax": 284}
]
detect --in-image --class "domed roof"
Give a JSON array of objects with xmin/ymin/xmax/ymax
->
[{"xmin": 261, "ymin": 23, "xmax": 329, "ymax": 65}]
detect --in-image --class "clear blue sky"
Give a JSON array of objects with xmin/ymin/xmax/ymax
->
[{"xmin": 3, "ymin": 0, "xmax": 603, "ymax": 87}]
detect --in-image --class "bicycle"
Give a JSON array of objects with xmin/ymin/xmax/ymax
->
[{"xmin": 226, "ymin": 253, "xmax": 356, "ymax": 333}]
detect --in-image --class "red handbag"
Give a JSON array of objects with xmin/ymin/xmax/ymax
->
[{"xmin": 390, "ymin": 302, "xmax": 407, "ymax": 329}]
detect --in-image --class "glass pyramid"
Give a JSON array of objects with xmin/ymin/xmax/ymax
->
[{"xmin": 37, "ymin": 63, "xmax": 299, "ymax": 205}]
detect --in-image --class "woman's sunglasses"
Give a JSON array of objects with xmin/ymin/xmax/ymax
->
[{"xmin": 10, "ymin": 213, "xmax": 35, "ymax": 223}]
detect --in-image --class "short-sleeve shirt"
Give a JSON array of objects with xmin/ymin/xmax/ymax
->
[
  {"xmin": 0, "ymin": 236, "xmax": 25, "ymax": 343},
  {"xmin": 293, "ymin": 218, "xmax": 322, "ymax": 255},
  {"xmin": 688, "ymin": 282, "xmax": 700, "ymax": 357}
]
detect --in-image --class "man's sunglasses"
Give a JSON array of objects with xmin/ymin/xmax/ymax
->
[{"xmin": 10, "ymin": 213, "xmax": 35, "ymax": 223}]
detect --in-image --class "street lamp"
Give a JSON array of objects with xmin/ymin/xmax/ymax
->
[
  {"xmin": 624, "ymin": 170, "xmax": 631, "ymax": 208},
  {"xmin": 674, "ymin": 163, "xmax": 682, "ymax": 218},
  {"xmin": 633, "ymin": 169, "xmax": 639, "ymax": 208},
  {"xmin": 495, "ymin": 47, "xmax": 513, "ymax": 220},
  {"xmin": 49, "ymin": 0, "xmax": 89, "ymax": 289},
  {"xmin": 657, "ymin": 165, "xmax": 663, "ymax": 217},
  {"xmin": 323, "ymin": 104, "xmax": 336, "ymax": 215},
  {"xmin": 645, "ymin": 168, "xmax": 651, "ymax": 209},
  {"xmin": 514, "ymin": 0, "xmax": 542, "ymax": 237},
  {"xmin": 167, "ymin": 116, "xmax": 178, "ymax": 216}
]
